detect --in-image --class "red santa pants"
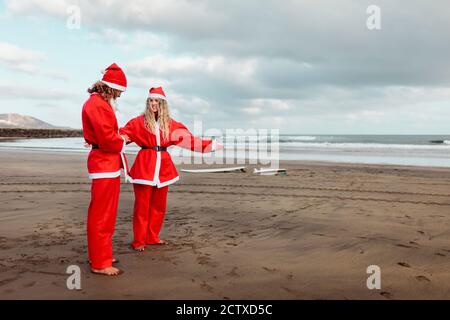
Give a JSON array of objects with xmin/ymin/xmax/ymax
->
[
  {"xmin": 87, "ymin": 177, "xmax": 120, "ymax": 269},
  {"xmin": 132, "ymin": 184, "xmax": 169, "ymax": 248}
]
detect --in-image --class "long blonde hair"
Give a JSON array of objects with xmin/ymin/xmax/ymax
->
[{"xmin": 143, "ymin": 98, "xmax": 171, "ymax": 142}]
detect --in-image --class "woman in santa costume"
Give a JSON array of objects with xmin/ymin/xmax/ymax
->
[
  {"xmin": 120, "ymin": 87, "xmax": 223, "ymax": 251},
  {"xmin": 82, "ymin": 63, "xmax": 130, "ymax": 276}
]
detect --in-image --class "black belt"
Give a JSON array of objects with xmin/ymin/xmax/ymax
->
[
  {"xmin": 92, "ymin": 144, "xmax": 166, "ymax": 151},
  {"xmin": 142, "ymin": 146, "xmax": 167, "ymax": 151}
]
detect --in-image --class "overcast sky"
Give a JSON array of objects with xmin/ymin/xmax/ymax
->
[{"xmin": 0, "ymin": 0, "xmax": 449, "ymax": 134}]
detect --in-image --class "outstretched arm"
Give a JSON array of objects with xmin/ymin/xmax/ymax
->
[{"xmin": 171, "ymin": 121, "xmax": 222, "ymax": 153}]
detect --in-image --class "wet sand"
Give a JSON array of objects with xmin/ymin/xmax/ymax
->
[{"xmin": 0, "ymin": 149, "xmax": 450, "ymax": 299}]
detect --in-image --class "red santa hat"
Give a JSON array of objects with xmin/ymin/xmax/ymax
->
[
  {"xmin": 148, "ymin": 87, "xmax": 167, "ymax": 101},
  {"xmin": 101, "ymin": 63, "xmax": 127, "ymax": 92}
]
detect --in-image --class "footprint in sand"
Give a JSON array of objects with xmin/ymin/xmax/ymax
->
[
  {"xmin": 415, "ymin": 275, "xmax": 431, "ymax": 282},
  {"xmin": 226, "ymin": 243, "xmax": 238, "ymax": 247},
  {"xmin": 227, "ymin": 267, "xmax": 239, "ymax": 277},
  {"xmin": 281, "ymin": 286, "xmax": 302, "ymax": 298},
  {"xmin": 397, "ymin": 262, "xmax": 411, "ymax": 268},
  {"xmin": 23, "ymin": 281, "xmax": 36, "ymax": 288},
  {"xmin": 380, "ymin": 291, "xmax": 393, "ymax": 299},
  {"xmin": 197, "ymin": 256, "xmax": 211, "ymax": 265},
  {"xmin": 200, "ymin": 281, "xmax": 213, "ymax": 292},
  {"xmin": 396, "ymin": 244, "xmax": 417, "ymax": 249},
  {"xmin": 262, "ymin": 266, "xmax": 278, "ymax": 273},
  {"xmin": 0, "ymin": 275, "xmax": 21, "ymax": 287}
]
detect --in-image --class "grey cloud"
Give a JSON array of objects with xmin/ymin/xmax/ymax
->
[
  {"xmin": 5, "ymin": 0, "xmax": 450, "ymax": 133},
  {"xmin": 8, "ymin": 0, "xmax": 450, "ymax": 88}
]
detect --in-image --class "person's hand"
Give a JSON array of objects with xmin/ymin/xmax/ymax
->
[
  {"xmin": 121, "ymin": 134, "xmax": 131, "ymax": 143},
  {"xmin": 84, "ymin": 142, "xmax": 91, "ymax": 148},
  {"xmin": 206, "ymin": 142, "xmax": 223, "ymax": 152}
]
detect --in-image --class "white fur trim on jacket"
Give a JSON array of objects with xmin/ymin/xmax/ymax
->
[
  {"xmin": 153, "ymin": 121, "xmax": 162, "ymax": 184},
  {"xmin": 132, "ymin": 176, "xmax": 179, "ymax": 188},
  {"xmin": 120, "ymin": 134, "xmax": 126, "ymax": 153},
  {"xmin": 88, "ymin": 170, "xmax": 122, "ymax": 179}
]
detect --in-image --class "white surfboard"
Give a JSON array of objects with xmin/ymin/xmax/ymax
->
[
  {"xmin": 253, "ymin": 168, "xmax": 287, "ymax": 175},
  {"xmin": 181, "ymin": 166, "xmax": 246, "ymax": 173}
]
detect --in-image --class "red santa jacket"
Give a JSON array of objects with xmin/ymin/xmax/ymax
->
[
  {"xmin": 120, "ymin": 115, "xmax": 216, "ymax": 188},
  {"xmin": 81, "ymin": 93, "xmax": 129, "ymax": 180}
]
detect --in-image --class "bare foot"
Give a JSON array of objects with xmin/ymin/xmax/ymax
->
[
  {"xmin": 91, "ymin": 266, "xmax": 123, "ymax": 276},
  {"xmin": 149, "ymin": 239, "xmax": 169, "ymax": 245},
  {"xmin": 88, "ymin": 258, "xmax": 119, "ymax": 265},
  {"xmin": 133, "ymin": 245, "xmax": 145, "ymax": 252}
]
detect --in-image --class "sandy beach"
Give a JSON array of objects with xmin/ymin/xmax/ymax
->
[{"xmin": 0, "ymin": 149, "xmax": 450, "ymax": 299}]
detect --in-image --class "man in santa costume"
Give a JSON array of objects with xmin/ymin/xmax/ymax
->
[
  {"xmin": 81, "ymin": 63, "xmax": 130, "ymax": 276},
  {"xmin": 120, "ymin": 86, "xmax": 223, "ymax": 252}
]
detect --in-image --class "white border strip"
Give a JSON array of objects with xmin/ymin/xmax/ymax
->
[
  {"xmin": 157, "ymin": 176, "xmax": 179, "ymax": 188},
  {"xmin": 120, "ymin": 135, "xmax": 126, "ymax": 153},
  {"xmin": 132, "ymin": 176, "xmax": 179, "ymax": 188},
  {"xmin": 148, "ymin": 93, "xmax": 166, "ymax": 101},
  {"xmin": 88, "ymin": 170, "xmax": 121, "ymax": 179},
  {"xmin": 101, "ymin": 80, "xmax": 127, "ymax": 92},
  {"xmin": 153, "ymin": 121, "xmax": 161, "ymax": 184},
  {"xmin": 131, "ymin": 179, "xmax": 157, "ymax": 186},
  {"xmin": 120, "ymin": 153, "xmax": 133, "ymax": 183}
]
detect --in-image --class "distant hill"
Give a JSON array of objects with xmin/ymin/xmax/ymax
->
[{"xmin": 0, "ymin": 113, "xmax": 65, "ymax": 129}]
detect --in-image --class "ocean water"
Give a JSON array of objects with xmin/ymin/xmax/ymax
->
[{"xmin": 1, "ymin": 135, "xmax": 450, "ymax": 168}]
